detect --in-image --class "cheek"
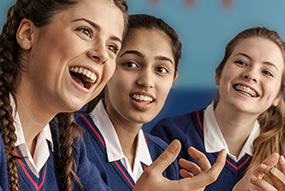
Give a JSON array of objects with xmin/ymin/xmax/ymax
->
[
  {"xmin": 103, "ymin": 62, "xmax": 117, "ymax": 83},
  {"xmin": 157, "ymin": 82, "xmax": 173, "ymax": 103}
]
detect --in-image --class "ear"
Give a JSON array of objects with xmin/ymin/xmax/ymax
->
[
  {"xmin": 215, "ymin": 73, "xmax": 220, "ymax": 85},
  {"xmin": 173, "ymin": 71, "xmax": 178, "ymax": 82},
  {"xmin": 16, "ymin": 18, "xmax": 36, "ymax": 50},
  {"xmin": 272, "ymin": 93, "xmax": 282, "ymax": 107}
]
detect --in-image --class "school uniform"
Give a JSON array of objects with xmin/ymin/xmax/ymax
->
[
  {"xmin": 151, "ymin": 101, "xmax": 260, "ymax": 191},
  {"xmin": 76, "ymin": 100, "xmax": 179, "ymax": 191},
  {"xmin": 0, "ymin": 98, "xmax": 111, "ymax": 191}
]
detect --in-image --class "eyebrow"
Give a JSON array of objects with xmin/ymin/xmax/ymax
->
[
  {"xmin": 155, "ymin": 56, "xmax": 173, "ymax": 65},
  {"xmin": 119, "ymin": 50, "xmax": 144, "ymax": 58},
  {"xmin": 72, "ymin": 18, "xmax": 122, "ymax": 44},
  {"xmin": 119, "ymin": 50, "xmax": 173, "ymax": 64},
  {"xmin": 235, "ymin": 53, "xmax": 279, "ymax": 71}
]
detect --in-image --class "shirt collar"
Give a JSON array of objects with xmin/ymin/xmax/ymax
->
[
  {"xmin": 90, "ymin": 100, "xmax": 152, "ymax": 165},
  {"xmin": 204, "ymin": 101, "xmax": 260, "ymax": 161},
  {"xmin": 10, "ymin": 95, "xmax": 53, "ymax": 176}
]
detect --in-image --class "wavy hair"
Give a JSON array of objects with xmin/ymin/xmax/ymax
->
[{"xmin": 216, "ymin": 27, "xmax": 285, "ymax": 173}]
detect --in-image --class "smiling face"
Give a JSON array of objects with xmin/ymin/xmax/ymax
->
[
  {"xmin": 19, "ymin": 0, "xmax": 124, "ymax": 113},
  {"xmin": 216, "ymin": 37, "xmax": 284, "ymax": 115},
  {"xmin": 105, "ymin": 28, "xmax": 177, "ymax": 127}
]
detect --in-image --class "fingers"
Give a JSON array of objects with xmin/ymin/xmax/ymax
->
[
  {"xmin": 279, "ymin": 156, "xmax": 285, "ymax": 174},
  {"xmin": 188, "ymin": 147, "xmax": 211, "ymax": 171},
  {"xmin": 205, "ymin": 149, "xmax": 227, "ymax": 181},
  {"xmin": 133, "ymin": 140, "xmax": 181, "ymax": 191},
  {"xmin": 269, "ymin": 167, "xmax": 285, "ymax": 188},
  {"xmin": 149, "ymin": 139, "xmax": 181, "ymax": 174},
  {"xmin": 250, "ymin": 175, "xmax": 278, "ymax": 191},
  {"xmin": 251, "ymin": 153, "xmax": 280, "ymax": 179},
  {"xmin": 252, "ymin": 164, "xmax": 285, "ymax": 190},
  {"xmin": 179, "ymin": 158, "xmax": 201, "ymax": 176},
  {"xmin": 180, "ymin": 169, "xmax": 194, "ymax": 178},
  {"xmin": 181, "ymin": 149, "xmax": 226, "ymax": 190}
]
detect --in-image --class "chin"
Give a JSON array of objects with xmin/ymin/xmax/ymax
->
[{"xmin": 61, "ymin": 101, "xmax": 86, "ymax": 113}]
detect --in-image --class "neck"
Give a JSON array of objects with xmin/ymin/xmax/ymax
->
[
  {"xmin": 16, "ymin": 86, "xmax": 55, "ymax": 155},
  {"xmin": 106, "ymin": 104, "xmax": 142, "ymax": 169},
  {"xmin": 115, "ymin": 124, "xmax": 140, "ymax": 169},
  {"xmin": 214, "ymin": 101, "xmax": 258, "ymax": 157}
]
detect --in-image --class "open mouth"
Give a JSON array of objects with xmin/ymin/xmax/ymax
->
[
  {"xmin": 233, "ymin": 84, "xmax": 258, "ymax": 97},
  {"xmin": 130, "ymin": 94, "xmax": 154, "ymax": 103},
  {"xmin": 69, "ymin": 66, "xmax": 97, "ymax": 89}
]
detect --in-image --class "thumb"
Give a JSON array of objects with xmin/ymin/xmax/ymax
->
[{"xmin": 149, "ymin": 139, "xmax": 181, "ymax": 174}]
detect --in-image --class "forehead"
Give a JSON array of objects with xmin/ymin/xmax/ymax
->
[
  {"xmin": 56, "ymin": 0, "xmax": 125, "ymax": 38},
  {"xmin": 232, "ymin": 37, "xmax": 284, "ymax": 67},
  {"xmin": 122, "ymin": 28, "xmax": 174, "ymax": 60}
]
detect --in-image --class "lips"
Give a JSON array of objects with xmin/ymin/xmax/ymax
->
[
  {"xmin": 233, "ymin": 84, "xmax": 259, "ymax": 97},
  {"xmin": 69, "ymin": 66, "xmax": 97, "ymax": 89}
]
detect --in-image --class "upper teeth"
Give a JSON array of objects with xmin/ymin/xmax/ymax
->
[
  {"xmin": 131, "ymin": 94, "xmax": 154, "ymax": 102},
  {"xmin": 70, "ymin": 66, "xmax": 97, "ymax": 83},
  {"xmin": 234, "ymin": 85, "xmax": 257, "ymax": 97}
]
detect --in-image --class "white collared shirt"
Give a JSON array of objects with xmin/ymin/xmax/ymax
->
[
  {"xmin": 90, "ymin": 100, "xmax": 152, "ymax": 182},
  {"xmin": 204, "ymin": 101, "xmax": 260, "ymax": 162},
  {"xmin": 11, "ymin": 97, "xmax": 53, "ymax": 177}
]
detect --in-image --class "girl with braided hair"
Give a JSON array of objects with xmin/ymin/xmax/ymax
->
[{"xmin": 0, "ymin": 0, "xmax": 127, "ymax": 190}]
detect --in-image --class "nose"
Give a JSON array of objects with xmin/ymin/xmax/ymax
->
[
  {"xmin": 87, "ymin": 41, "xmax": 108, "ymax": 64},
  {"xmin": 242, "ymin": 70, "xmax": 257, "ymax": 82},
  {"xmin": 136, "ymin": 69, "xmax": 154, "ymax": 89}
]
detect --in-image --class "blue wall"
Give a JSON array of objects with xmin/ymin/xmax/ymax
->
[{"xmin": 1, "ymin": 0, "xmax": 285, "ymax": 132}]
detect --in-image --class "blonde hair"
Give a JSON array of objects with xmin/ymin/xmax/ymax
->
[{"xmin": 216, "ymin": 27, "xmax": 285, "ymax": 173}]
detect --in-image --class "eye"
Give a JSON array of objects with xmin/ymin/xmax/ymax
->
[
  {"xmin": 123, "ymin": 61, "xmax": 139, "ymax": 68},
  {"xmin": 262, "ymin": 70, "xmax": 274, "ymax": 77},
  {"xmin": 107, "ymin": 44, "xmax": 119, "ymax": 55},
  {"xmin": 234, "ymin": 60, "xmax": 247, "ymax": 66},
  {"xmin": 76, "ymin": 26, "xmax": 93, "ymax": 38},
  {"xmin": 155, "ymin": 66, "xmax": 168, "ymax": 74}
]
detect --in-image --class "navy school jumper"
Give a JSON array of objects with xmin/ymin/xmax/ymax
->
[
  {"xmin": 0, "ymin": 121, "xmax": 112, "ymax": 191},
  {"xmin": 76, "ymin": 114, "xmax": 180, "ymax": 191},
  {"xmin": 151, "ymin": 109, "xmax": 251, "ymax": 191}
]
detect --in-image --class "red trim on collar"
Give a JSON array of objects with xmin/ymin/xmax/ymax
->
[
  {"xmin": 15, "ymin": 149, "xmax": 47, "ymax": 190},
  {"xmin": 196, "ymin": 110, "xmax": 204, "ymax": 132},
  {"xmin": 81, "ymin": 115, "xmax": 105, "ymax": 147}
]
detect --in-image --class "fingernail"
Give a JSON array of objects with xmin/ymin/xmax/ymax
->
[
  {"xmin": 169, "ymin": 141, "xmax": 179, "ymax": 153},
  {"xmin": 260, "ymin": 164, "xmax": 267, "ymax": 170},
  {"xmin": 251, "ymin": 176, "xmax": 258, "ymax": 182},
  {"xmin": 280, "ymin": 156, "xmax": 285, "ymax": 164}
]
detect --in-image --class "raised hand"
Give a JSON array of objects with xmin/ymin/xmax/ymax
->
[
  {"xmin": 133, "ymin": 140, "xmax": 226, "ymax": 191},
  {"xmin": 250, "ymin": 155, "xmax": 285, "ymax": 191},
  {"xmin": 233, "ymin": 153, "xmax": 280, "ymax": 191}
]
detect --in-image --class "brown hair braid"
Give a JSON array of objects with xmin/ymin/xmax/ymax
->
[
  {"xmin": 216, "ymin": 27, "xmax": 285, "ymax": 173},
  {"xmin": 0, "ymin": 0, "xmax": 128, "ymax": 190},
  {"xmin": 57, "ymin": 113, "xmax": 83, "ymax": 191},
  {"xmin": 0, "ymin": 1, "xmax": 28, "ymax": 190}
]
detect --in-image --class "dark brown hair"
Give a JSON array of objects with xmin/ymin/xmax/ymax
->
[
  {"xmin": 86, "ymin": 14, "xmax": 182, "ymax": 112},
  {"xmin": 0, "ymin": 0, "xmax": 127, "ymax": 190}
]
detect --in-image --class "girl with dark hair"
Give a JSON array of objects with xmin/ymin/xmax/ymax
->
[
  {"xmin": 151, "ymin": 27, "xmax": 285, "ymax": 191},
  {"xmin": 77, "ymin": 14, "xmax": 226, "ymax": 191},
  {"xmin": 0, "ymin": 0, "xmax": 127, "ymax": 190}
]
